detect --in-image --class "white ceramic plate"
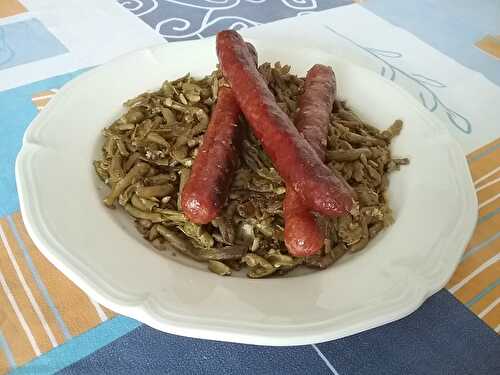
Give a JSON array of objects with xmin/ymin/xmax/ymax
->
[{"xmin": 16, "ymin": 38, "xmax": 477, "ymax": 346}]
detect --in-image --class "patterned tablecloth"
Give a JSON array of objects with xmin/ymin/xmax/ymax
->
[{"xmin": 1, "ymin": 1, "xmax": 499, "ymax": 374}]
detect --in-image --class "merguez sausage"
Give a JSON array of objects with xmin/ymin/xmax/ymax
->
[
  {"xmin": 181, "ymin": 86, "xmax": 243, "ymax": 224},
  {"xmin": 216, "ymin": 30, "xmax": 354, "ymax": 216},
  {"xmin": 283, "ymin": 192, "xmax": 325, "ymax": 256},
  {"xmin": 284, "ymin": 64, "xmax": 336, "ymax": 256},
  {"xmin": 294, "ymin": 64, "xmax": 336, "ymax": 161},
  {"xmin": 181, "ymin": 43, "xmax": 257, "ymax": 224}
]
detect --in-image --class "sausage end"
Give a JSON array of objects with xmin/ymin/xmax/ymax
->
[
  {"xmin": 284, "ymin": 210, "xmax": 325, "ymax": 257},
  {"xmin": 181, "ymin": 191, "xmax": 218, "ymax": 225},
  {"xmin": 283, "ymin": 191, "xmax": 325, "ymax": 257}
]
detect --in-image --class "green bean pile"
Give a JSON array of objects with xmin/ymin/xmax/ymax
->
[{"xmin": 94, "ymin": 63, "xmax": 408, "ymax": 278}]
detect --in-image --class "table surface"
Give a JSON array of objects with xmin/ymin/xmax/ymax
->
[{"xmin": 0, "ymin": 1, "xmax": 499, "ymax": 374}]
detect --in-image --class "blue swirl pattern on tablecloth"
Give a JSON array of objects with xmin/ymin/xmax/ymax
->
[
  {"xmin": 324, "ymin": 25, "xmax": 472, "ymax": 134},
  {"xmin": 117, "ymin": 0, "xmax": 352, "ymax": 41}
]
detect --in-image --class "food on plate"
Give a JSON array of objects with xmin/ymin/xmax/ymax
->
[
  {"xmin": 180, "ymin": 86, "xmax": 244, "ymax": 224},
  {"xmin": 181, "ymin": 42, "xmax": 257, "ymax": 224},
  {"xmin": 284, "ymin": 64, "xmax": 336, "ymax": 257},
  {"xmin": 293, "ymin": 64, "xmax": 336, "ymax": 162},
  {"xmin": 94, "ymin": 30, "xmax": 408, "ymax": 277},
  {"xmin": 216, "ymin": 30, "xmax": 354, "ymax": 217}
]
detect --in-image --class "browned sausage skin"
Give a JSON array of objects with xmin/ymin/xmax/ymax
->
[
  {"xmin": 284, "ymin": 65, "xmax": 336, "ymax": 256},
  {"xmin": 216, "ymin": 30, "xmax": 354, "ymax": 217},
  {"xmin": 181, "ymin": 86, "xmax": 243, "ymax": 224},
  {"xmin": 181, "ymin": 42, "xmax": 257, "ymax": 224},
  {"xmin": 294, "ymin": 64, "xmax": 336, "ymax": 161},
  {"xmin": 283, "ymin": 190, "xmax": 325, "ymax": 256}
]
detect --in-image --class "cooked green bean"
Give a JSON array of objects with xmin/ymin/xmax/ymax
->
[
  {"xmin": 243, "ymin": 254, "xmax": 276, "ymax": 278},
  {"xmin": 124, "ymin": 204, "xmax": 163, "ymax": 222},
  {"xmin": 93, "ymin": 160, "xmax": 109, "ymax": 182},
  {"xmin": 208, "ymin": 260, "xmax": 231, "ymax": 276},
  {"xmin": 266, "ymin": 252, "xmax": 295, "ymax": 268},
  {"xmin": 179, "ymin": 222, "xmax": 214, "ymax": 248},
  {"xmin": 200, "ymin": 245, "xmax": 247, "ymax": 261},
  {"xmin": 108, "ymin": 152, "xmax": 124, "ymax": 185},
  {"xmin": 368, "ymin": 222, "xmax": 384, "ymax": 239},
  {"xmin": 144, "ymin": 173, "xmax": 176, "ymax": 185},
  {"xmin": 131, "ymin": 194, "xmax": 158, "ymax": 212},
  {"xmin": 95, "ymin": 63, "xmax": 408, "ymax": 277},
  {"xmin": 123, "ymin": 152, "xmax": 141, "ymax": 172},
  {"xmin": 381, "ymin": 119, "xmax": 403, "ymax": 140},
  {"xmin": 305, "ymin": 253, "xmax": 335, "ymax": 269},
  {"xmin": 136, "ymin": 184, "xmax": 174, "ymax": 198},
  {"xmin": 126, "ymin": 109, "xmax": 145, "ymax": 124},
  {"xmin": 326, "ymin": 148, "xmax": 372, "ymax": 162},
  {"xmin": 103, "ymin": 162, "xmax": 150, "ymax": 207},
  {"xmin": 156, "ymin": 225, "xmax": 204, "ymax": 261},
  {"xmin": 342, "ymin": 131, "xmax": 387, "ymax": 147},
  {"xmin": 146, "ymin": 132, "xmax": 170, "ymax": 148}
]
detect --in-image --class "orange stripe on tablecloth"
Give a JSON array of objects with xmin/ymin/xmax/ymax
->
[
  {"xmin": 482, "ymin": 303, "xmax": 500, "ymax": 331},
  {"xmin": 0, "ymin": 220, "xmax": 53, "ymax": 354},
  {"xmin": 0, "ymin": 289, "xmax": 34, "ymax": 367},
  {"xmin": 464, "ymin": 141, "xmax": 500, "ymax": 250},
  {"xmin": 452, "ymin": 260, "xmax": 499, "ymax": 303},
  {"xmin": 102, "ymin": 306, "xmax": 117, "ymax": 319},
  {"xmin": 12, "ymin": 214, "xmax": 105, "ymax": 338},
  {"xmin": 0, "ymin": 349, "xmax": 8, "ymax": 375},
  {"xmin": 31, "ymin": 89, "xmax": 58, "ymax": 112},
  {"xmin": 475, "ymin": 35, "xmax": 500, "ymax": 59},
  {"xmin": 0, "ymin": 358, "xmax": 8, "ymax": 375},
  {"xmin": 445, "ymin": 141, "xmax": 499, "ymax": 329},
  {"xmin": 0, "ymin": 0, "xmax": 26, "ymax": 18},
  {"xmin": 464, "ymin": 228, "xmax": 498, "ymax": 260},
  {"xmin": 475, "ymin": 169, "xmax": 500, "ymax": 188},
  {"xmin": 0, "ymin": 269, "xmax": 36, "ymax": 366},
  {"xmin": 467, "ymin": 138, "xmax": 500, "ymax": 162},
  {"xmin": 447, "ymin": 237, "xmax": 499, "ymax": 288},
  {"xmin": 470, "ymin": 284, "xmax": 500, "ymax": 315},
  {"xmin": 466, "ymin": 211, "xmax": 499, "ymax": 251},
  {"xmin": 478, "ymin": 197, "xmax": 500, "ymax": 220},
  {"xmin": 470, "ymin": 160, "xmax": 500, "ymax": 184},
  {"xmin": 476, "ymin": 173, "xmax": 500, "ymax": 203},
  {"xmin": 0, "ymin": 220, "xmax": 66, "ymax": 348}
]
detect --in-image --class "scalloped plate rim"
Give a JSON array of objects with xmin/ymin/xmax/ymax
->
[{"xmin": 15, "ymin": 38, "xmax": 477, "ymax": 346}]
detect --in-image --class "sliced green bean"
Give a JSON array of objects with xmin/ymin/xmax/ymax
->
[
  {"xmin": 123, "ymin": 152, "xmax": 141, "ymax": 172},
  {"xmin": 116, "ymin": 139, "xmax": 129, "ymax": 156},
  {"xmin": 199, "ymin": 246, "xmax": 247, "ymax": 261},
  {"xmin": 95, "ymin": 65, "xmax": 408, "ymax": 278},
  {"xmin": 208, "ymin": 260, "xmax": 231, "ymax": 276},
  {"xmin": 125, "ymin": 109, "xmax": 145, "ymax": 124},
  {"xmin": 156, "ymin": 225, "xmax": 204, "ymax": 261},
  {"xmin": 179, "ymin": 222, "xmax": 214, "ymax": 248},
  {"xmin": 131, "ymin": 194, "xmax": 158, "ymax": 212},
  {"xmin": 326, "ymin": 148, "xmax": 372, "ymax": 162},
  {"xmin": 144, "ymin": 173, "xmax": 176, "ymax": 185},
  {"xmin": 243, "ymin": 254, "xmax": 275, "ymax": 278},
  {"xmin": 381, "ymin": 119, "xmax": 403, "ymax": 140},
  {"xmin": 118, "ymin": 182, "xmax": 140, "ymax": 206},
  {"xmin": 146, "ymin": 132, "xmax": 170, "ymax": 148},
  {"xmin": 108, "ymin": 152, "xmax": 124, "ymax": 185},
  {"xmin": 124, "ymin": 204, "xmax": 163, "ymax": 222},
  {"xmin": 136, "ymin": 184, "xmax": 174, "ymax": 198},
  {"xmin": 103, "ymin": 162, "xmax": 150, "ymax": 207}
]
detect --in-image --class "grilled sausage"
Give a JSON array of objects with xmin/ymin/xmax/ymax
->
[
  {"xmin": 181, "ymin": 43, "xmax": 257, "ymax": 224},
  {"xmin": 284, "ymin": 65, "xmax": 336, "ymax": 256},
  {"xmin": 180, "ymin": 86, "xmax": 243, "ymax": 224},
  {"xmin": 216, "ymin": 30, "xmax": 353, "ymax": 217}
]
